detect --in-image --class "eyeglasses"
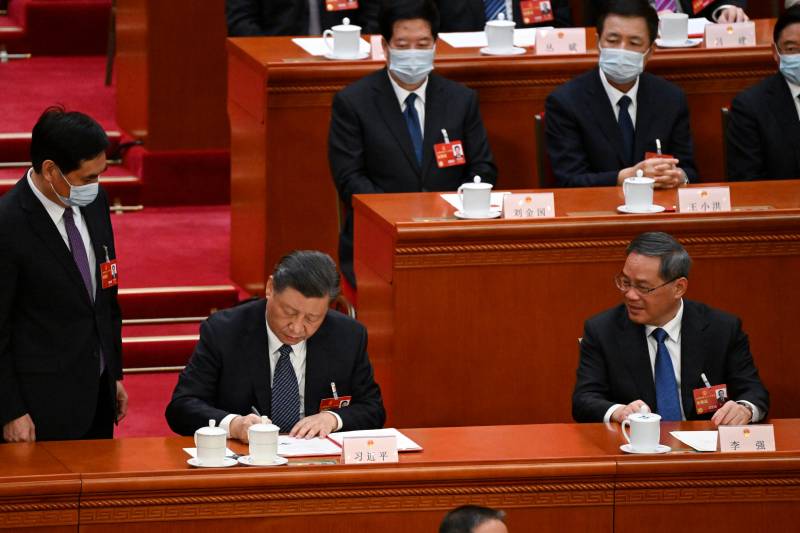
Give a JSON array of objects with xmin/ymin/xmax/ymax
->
[{"xmin": 614, "ymin": 273, "xmax": 678, "ymax": 296}]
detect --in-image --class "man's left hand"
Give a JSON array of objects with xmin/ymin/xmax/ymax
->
[
  {"xmin": 717, "ymin": 7, "xmax": 748, "ymax": 23},
  {"xmin": 289, "ymin": 412, "xmax": 338, "ymax": 439},
  {"xmin": 711, "ymin": 400, "xmax": 752, "ymax": 426},
  {"xmin": 116, "ymin": 381, "xmax": 129, "ymax": 423}
]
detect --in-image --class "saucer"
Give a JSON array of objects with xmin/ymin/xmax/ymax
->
[
  {"xmin": 454, "ymin": 209, "xmax": 502, "ymax": 219},
  {"xmin": 323, "ymin": 51, "xmax": 369, "ymax": 60},
  {"xmin": 237, "ymin": 455, "xmax": 289, "ymax": 467},
  {"xmin": 620, "ymin": 444, "xmax": 671, "ymax": 454},
  {"xmin": 480, "ymin": 46, "xmax": 526, "ymax": 56},
  {"xmin": 617, "ymin": 204, "xmax": 666, "ymax": 214},
  {"xmin": 655, "ymin": 38, "xmax": 702, "ymax": 48},
  {"xmin": 187, "ymin": 457, "xmax": 238, "ymax": 468}
]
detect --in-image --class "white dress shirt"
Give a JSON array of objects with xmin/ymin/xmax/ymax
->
[
  {"xmin": 599, "ymin": 67, "xmax": 640, "ymax": 127},
  {"xmin": 26, "ymin": 167, "xmax": 97, "ymax": 297},
  {"xmin": 786, "ymin": 78, "xmax": 800, "ymax": 122},
  {"xmin": 388, "ymin": 71, "xmax": 428, "ymax": 139}
]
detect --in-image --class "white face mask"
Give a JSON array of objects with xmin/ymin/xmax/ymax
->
[
  {"xmin": 388, "ymin": 46, "xmax": 436, "ymax": 85},
  {"xmin": 51, "ymin": 168, "xmax": 99, "ymax": 207},
  {"xmin": 598, "ymin": 46, "xmax": 647, "ymax": 84}
]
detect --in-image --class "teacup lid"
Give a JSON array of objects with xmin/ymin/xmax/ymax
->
[
  {"xmin": 461, "ymin": 175, "xmax": 493, "ymax": 190},
  {"xmin": 333, "ymin": 17, "xmax": 361, "ymax": 31},
  {"xmin": 628, "ymin": 169, "xmax": 654, "ymax": 183},
  {"xmin": 627, "ymin": 407, "xmax": 661, "ymax": 422},
  {"xmin": 249, "ymin": 416, "xmax": 280, "ymax": 432},
  {"xmin": 486, "ymin": 12, "xmax": 516, "ymax": 27},
  {"xmin": 196, "ymin": 419, "xmax": 227, "ymax": 436}
]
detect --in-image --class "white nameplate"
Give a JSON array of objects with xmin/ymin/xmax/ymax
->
[
  {"xmin": 503, "ymin": 193, "xmax": 555, "ymax": 218},
  {"xmin": 342, "ymin": 435, "xmax": 399, "ymax": 464},
  {"xmin": 534, "ymin": 28, "xmax": 586, "ymax": 55},
  {"xmin": 718, "ymin": 424, "xmax": 775, "ymax": 453},
  {"xmin": 677, "ymin": 186, "xmax": 731, "ymax": 213},
  {"xmin": 704, "ymin": 22, "xmax": 756, "ymax": 48}
]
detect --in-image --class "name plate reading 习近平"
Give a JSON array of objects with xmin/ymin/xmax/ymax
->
[
  {"xmin": 342, "ymin": 435, "xmax": 399, "ymax": 464},
  {"xmin": 503, "ymin": 193, "xmax": 555, "ymax": 219},
  {"xmin": 704, "ymin": 21, "xmax": 756, "ymax": 48},
  {"xmin": 718, "ymin": 425, "xmax": 776, "ymax": 452},
  {"xmin": 677, "ymin": 187, "xmax": 731, "ymax": 213},
  {"xmin": 534, "ymin": 28, "xmax": 586, "ymax": 55}
]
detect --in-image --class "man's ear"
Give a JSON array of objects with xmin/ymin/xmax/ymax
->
[{"xmin": 673, "ymin": 277, "xmax": 688, "ymax": 299}]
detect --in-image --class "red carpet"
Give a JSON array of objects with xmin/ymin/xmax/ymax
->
[{"xmin": 116, "ymin": 372, "xmax": 180, "ymax": 438}]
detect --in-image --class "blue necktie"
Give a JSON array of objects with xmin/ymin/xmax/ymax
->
[
  {"xmin": 404, "ymin": 93, "xmax": 423, "ymax": 165},
  {"xmin": 652, "ymin": 328, "xmax": 682, "ymax": 421},
  {"xmin": 271, "ymin": 344, "xmax": 300, "ymax": 433},
  {"xmin": 618, "ymin": 95, "xmax": 635, "ymax": 167},
  {"xmin": 484, "ymin": 0, "xmax": 505, "ymax": 21}
]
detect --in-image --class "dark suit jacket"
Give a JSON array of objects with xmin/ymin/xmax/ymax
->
[
  {"xmin": 329, "ymin": 68, "xmax": 497, "ymax": 285},
  {"xmin": 572, "ymin": 300, "xmax": 769, "ymax": 423},
  {"xmin": 0, "ymin": 176, "xmax": 122, "ymax": 441},
  {"xmin": 435, "ymin": 0, "xmax": 572, "ymax": 32},
  {"xmin": 165, "ymin": 298, "xmax": 386, "ymax": 435},
  {"xmin": 585, "ymin": 0, "xmax": 746, "ymax": 24},
  {"xmin": 545, "ymin": 69, "xmax": 697, "ymax": 187},
  {"xmin": 727, "ymin": 73, "xmax": 800, "ymax": 181},
  {"xmin": 226, "ymin": 0, "xmax": 379, "ymax": 36}
]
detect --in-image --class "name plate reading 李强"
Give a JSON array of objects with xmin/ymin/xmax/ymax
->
[
  {"xmin": 342, "ymin": 435, "xmax": 399, "ymax": 464},
  {"xmin": 503, "ymin": 193, "xmax": 555, "ymax": 219},
  {"xmin": 677, "ymin": 187, "xmax": 731, "ymax": 213},
  {"xmin": 534, "ymin": 28, "xmax": 586, "ymax": 55},
  {"xmin": 718, "ymin": 425, "xmax": 776, "ymax": 453},
  {"xmin": 704, "ymin": 21, "xmax": 756, "ymax": 48}
]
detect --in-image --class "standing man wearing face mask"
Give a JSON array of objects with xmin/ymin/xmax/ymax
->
[
  {"xmin": 328, "ymin": 0, "xmax": 497, "ymax": 287},
  {"xmin": 545, "ymin": 0, "xmax": 697, "ymax": 188},
  {"xmin": 726, "ymin": 6, "xmax": 800, "ymax": 181},
  {"xmin": 0, "ymin": 107, "xmax": 126, "ymax": 442}
]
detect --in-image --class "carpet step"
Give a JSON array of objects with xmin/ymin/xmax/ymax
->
[
  {"xmin": 122, "ymin": 326, "xmax": 200, "ymax": 369},
  {"xmin": 0, "ymin": 131, "xmax": 121, "ymax": 162},
  {"xmin": 118, "ymin": 285, "xmax": 240, "ymax": 320}
]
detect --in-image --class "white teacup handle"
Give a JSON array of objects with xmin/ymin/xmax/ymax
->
[
  {"xmin": 457, "ymin": 184, "xmax": 466, "ymax": 210},
  {"xmin": 621, "ymin": 419, "xmax": 632, "ymax": 444},
  {"xmin": 323, "ymin": 29, "xmax": 335, "ymax": 52},
  {"xmin": 622, "ymin": 179, "xmax": 631, "ymax": 198}
]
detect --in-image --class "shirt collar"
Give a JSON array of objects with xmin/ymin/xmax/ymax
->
[
  {"xmin": 264, "ymin": 307, "xmax": 306, "ymax": 355},
  {"xmin": 598, "ymin": 67, "xmax": 640, "ymax": 109},
  {"xmin": 387, "ymin": 70, "xmax": 428, "ymax": 110},
  {"xmin": 645, "ymin": 299, "xmax": 684, "ymax": 343},
  {"xmin": 785, "ymin": 77, "xmax": 800, "ymax": 101},
  {"xmin": 26, "ymin": 167, "xmax": 75, "ymax": 225}
]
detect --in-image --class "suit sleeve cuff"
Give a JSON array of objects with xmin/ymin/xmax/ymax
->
[
  {"xmin": 220, "ymin": 413, "xmax": 239, "ymax": 437},
  {"xmin": 737, "ymin": 400, "xmax": 761, "ymax": 423},
  {"xmin": 711, "ymin": 5, "xmax": 735, "ymax": 21},
  {"xmin": 329, "ymin": 411, "xmax": 343, "ymax": 432},
  {"xmin": 604, "ymin": 404, "xmax": 624, "ymax": 423}
]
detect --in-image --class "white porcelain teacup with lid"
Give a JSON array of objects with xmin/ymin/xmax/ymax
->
[{"xmin": 194, "ymin": 419, "xmax": 227, "ymax": 466}]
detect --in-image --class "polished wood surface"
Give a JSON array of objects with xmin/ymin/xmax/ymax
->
[
  {"xmin": 228, "ymin": 20, "xmax": 778, "ymax": 293},
  {"xmin": 3, "ymin": 420, "xmax": 800, "ymax": 531},
  {"xmin": 354, "ymin": 180, "xmax": 800, "ymax": 429}
]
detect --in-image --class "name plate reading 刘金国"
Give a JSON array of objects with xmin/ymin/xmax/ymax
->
[
  {"xmin": 534, "ymin": 28, "xmax": 586, "ymax": 55},
  {"xmin": 342, "ymin": 435, "xmax": 399, "ymax": 464},
  {"xmin": 503, "ymin": 193, "xmax": 555, "ymax": 218},
  {"xmin": 718, "ymin": 425, "xmax": 776, "ymax": 453},
  {"xmin": 677, "ymin": 187, "xmax": 731, "ymax": 213},
  {"xmin": 704, "ymin": 21, "xmax": 756, "ymax": 48}
]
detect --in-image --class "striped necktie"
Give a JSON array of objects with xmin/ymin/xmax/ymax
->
[
  {"xmin": 271, "ymin": 344, "xmax": 301, "ymax": 433},
  {"xmin": 484, "ymin": 0, "xmax": 506, "ymax": 22},
  {"xmin": 654, "ymin": 0, "xmax": 678, "ymax": 11}
]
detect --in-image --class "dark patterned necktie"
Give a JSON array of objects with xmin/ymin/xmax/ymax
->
[
  {"xmin": 404, "ymin": 93, "xmax": 423, "ymax": 164},
  {"xmin": 271, "ymin": 344, "xmax": 301, "ymax": 432},
  {"xmin": 618, "ymin": 95, "xmax": 635, "ymax": 168},
  {"xmin": 652, "ymin": 328, "xmax": 682, "ymax": 421}
]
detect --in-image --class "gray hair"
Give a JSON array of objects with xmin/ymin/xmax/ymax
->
[
  {"xmin": 272, "ymin": 250, "xmax": 340, "ymax": 299},
  {"xmin": 626, "ymin": 232, "xmax": 691, "ymax": 281}
]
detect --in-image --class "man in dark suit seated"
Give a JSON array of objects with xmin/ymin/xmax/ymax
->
[
  {"xmin": 588, "ymin": 0, "xmax": 747, "ymax": 24},
  {"xmin": 435, "ymin": 0, "xmax": 572, "ymax": 32},
  {"xmin": 166, "ymin": 251, "xmax": 385, "ymax": 441},
  {"xmin": 226, "ymin": 0, "xmax": 379, "ymax": 36},
  {"xmin": 726, "ymin": 6, "xmax": 800, "ymax": 181},
  {"xmin": 0, "ymin": 107, "xmax": 127, "ymax": 442},
  {"xmin": 572, "ymin": 232, "xmax": 769, "ymax": 425},
  {"xmin": 545, "ymin": 0, "xmax": 697, "ymax": 188},
  {"xmin": 329, "ymin": 0, "xmax": 497, "ymax": 286}
]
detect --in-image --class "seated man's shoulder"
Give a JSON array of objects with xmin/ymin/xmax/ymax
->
[
  {"xmin": 321, "ymin": 308, "xmax": 366, "ymax": 335},
  {"xmin": 430, "ymin": 72, "xmax": 475, "ymax": 97},
  {"xmin": 585, "ymin": 303, "xmax": 627, "ymax": 329},
  {"xmin": 685, "ymin": 299, "xmax": 739, "ymax": 328},
  {"xmin": 339, "ymin": 69, "xmax": 389, "ymax": 98},
  {"xmin": 640, "ymin": 72, "xmax": 685, "ymax": 100},
  {"xmin": 732, "ymin": 73, "xmax": 781, "ymax": 109},
  {"xmin": 205, "ymin": 298, "xmax": 265, "ymax": 329},
  {"xmin": 550, "ymin": 69, "xmax": 597, "ymax": 101}
]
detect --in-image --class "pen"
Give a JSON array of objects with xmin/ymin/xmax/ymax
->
[
  {"xmin": 441, "ymin": 128, "xmax": 450, "ymax": 144},
  {"xmin": 655, "ymin": 138, "xmax": 662, "ymax": 156},
  {"xmin": 700, "ymin": 373, "xmax": 711, "ymax": 388},
  {"xmin": 330, "ymin": 382, "xmax": 339, "ymax": 400},
  {"xmin": 251, "ymin": 405, "xmax": 261, "ymax": 416}
]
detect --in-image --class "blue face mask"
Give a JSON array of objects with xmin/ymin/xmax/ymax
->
[
  {"xmin": 388, "ymin": 46, "xmax": 435, "ymax": 85},
  {"xmin": 779, "ymin": 53, "xmax": 800, "ymax": 85},
  {"xmin": 52, "ymin": 168, "xmax": 99, "ymax": 207},
  {"xmin": 598, "ymin": 46, "xmax": 647, "ymax": 85}
]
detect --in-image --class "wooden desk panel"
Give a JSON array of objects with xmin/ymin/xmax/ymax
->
[
  {"xmin": 354, "ymin": 181, "xmax": 800, "ymax": 429},
  {"xmin": 228, "ymin": 21, "xmax": 777, "ymax": 293}
]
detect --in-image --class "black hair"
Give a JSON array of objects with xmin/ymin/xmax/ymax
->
[
  {"xmin": 30, "ymin": 106, "xmax": 109, "ymax": 174},
  {"xmin": 272, "ymin": 250, "xmax": 340, "ymax": 299},
  {"xmin": 378, "ymin": 0, "xmax": 440, "ymax": 43},
  {"xmin": 626, "ymin": 232, "xmax": 691, "ymax": 281},
  {"xmin": 597, "ymin": 0, "xmax": 659, "ymax": 44},
  {"xmin": 774, "ymin": 5, "xmax": 800, "ymax": 46},
  {"xmin": 439, "ymin": 505, "xmax": 506, "ymax": 533}
]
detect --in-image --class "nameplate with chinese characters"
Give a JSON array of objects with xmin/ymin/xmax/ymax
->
[
  {"xmin": 704, "ymin": 21, "xmax": 756, "ymax": 48},
  {"xmin": 503, "ymin": 193, "xmax": 555, "ymax": 219},
  {"xmin": 534, "ymin": 28, "xmax": 586, "ymax": 55},
  {"xmin": 718, "ymin": 425, "xmax": 775, "ymax": 453},
  {"xmin": 677, "ymin": 187, "xmax": 731, "ymax": 213},
  {"xmin": 342, "ymin": 435, "xmax": 399, "ymax": 464}
]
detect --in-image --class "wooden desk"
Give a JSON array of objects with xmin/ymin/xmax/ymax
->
[
  {"xmin": 228, "ymin": 21, "xmax": 777, "ymax": 293},
  {"xmin": 3, "ymin": 420, "xmax": 800, "ymax": 531},
  {"xmin": 354, "ymin": 180, "xmax": 800, "ymax": 428}
]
